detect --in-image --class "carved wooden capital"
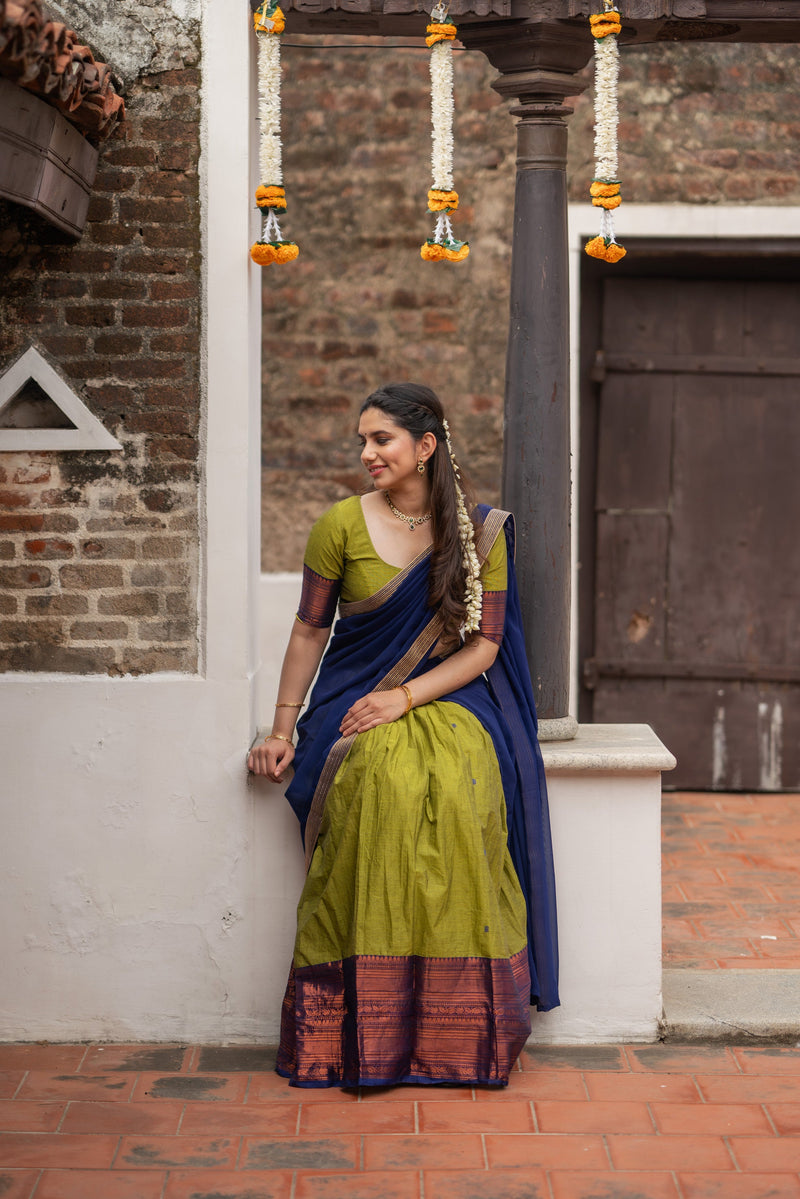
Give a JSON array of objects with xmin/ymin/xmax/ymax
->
[{"xmin": 459, "ymin": 19, "xmax": 592, "ymax": 115}]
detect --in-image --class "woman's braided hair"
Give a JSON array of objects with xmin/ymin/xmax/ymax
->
[{"xmin": 359, "ymin": 382, "xmax": 482, "ymax": 644}]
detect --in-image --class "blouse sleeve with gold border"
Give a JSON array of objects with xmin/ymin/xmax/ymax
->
[
  {"xmin": 296, "ymin": 504, "xmax": 345, "ymax": 628},
  {"xmin": 479, "ymin": 525, "xmax": 508, "ymax": 646}
]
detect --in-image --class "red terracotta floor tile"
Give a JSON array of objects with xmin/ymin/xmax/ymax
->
[
  {"xmin": 301, "ymin": 1099, "xmax": 414, "ymax": 1134},
  {"xmin": 519, "ymin": 1046, "xmax": 628, "ymax": 1073},
  {"xmin": 133, "ymin": 1072, "xmax": 249, "ymax": 1102},
  {"xmin": 735, "ymin": 1049, "xmax": 800, "ymax": 1075},
  {"xmin": 241, "ymin": 1135, "xmax": 359, "ymax": 1171},
  {"xmin": 81, "ymin": 1044, "xmax": 190, "ymax": 1073},
  {"xmin": 163, "ymin": 1169, "xmax": 294, "ymax": 1198},
  {"xmin": 16, "ymin": 1072, "xmax": 136, "ymax": 1102},
  {"xmin": 696, "ymin": 1074, "xmax": 800, "ymax": 1104},
  {"xmin": 663, "ymin": 917, "xmax": 701, "ymax": 940},
  {"xmin": 728, "ymin": 1136, "xmax": 800, "ymax": 1171},
  {"xmin": 35, "ymin": 1169, "xmax": 167, "ymax": 1199},
  {"xmin": 651, "ymin": 1100, "xmax": 773, "ymax": 1134},
  {"xmin": 424, "ymin": 1167, "xmax": 549, "ymax": 1198},
  {"xmin": 0, "ymin": 1075, "xmax": 24, "ymax": 1100},
  {"xmin": 695, "ymin": 915, "xmax": 792, "ymax": 939},
  {"xmin": 61, "ymin": 1099, "xmax": 185, "ymax": 1134},
  {"xmin": 534, "ymin": 1098, "xmax": 653, "ymax": 1134},
  {"xmin": 180, "ymin": 1101, "xmax": 300, "ymax": 1136},
  {"xmin": 363, "ymin": 1132, "xmax": 485, "ymax": 1170},
  {"xmin": 360, "ymin": 1083, "xmax": 475, "ymax": 1101},
  {"xmin": 247, "ymin": 1074, "xmax": 359, "ymax": 1104},
  {"xmin": 668, "ymin": 938, "xmax": 758, "ymax": 963},
  {"xmin": 418, "ymin": 1098, "xmax": 533, "ymax": 1133},
  {"xmin": 679, "ymin": 1172, "xmax": 800, "ymax": 1199},
  {"xmin": 0, "ymin": 1170, "xmax": 38, "ymax": 1199},
  {"xmin": 606, "ymin": 1133, "xmax": 735, "ymax": 1171},
  {"xmin": 497, "ymin": 1071, "xmax": 588, "ymax": 1101},
  {"xmin": 485, "ymin": 1133, "xmax": 607, "ymax": 1170},
  {"xmin": 625, "ymin": 1046, "xmax": 740, "ymax": 1074},
  {"xmin": 549, "ymin": 1170, "xmax": 681, "ymax": 1199},
  {"xmin": 717, "ymin": 956, "xmax": 800, "ymax": 969},
  {"xmin": 0, "ymin": 1102, "xmax": 64, "ymax": 1131},
  {"xmin": 0, "ymin": 1132, "xmax": 118, "ymax": 1169},
  {"xmin": 767, "ymin": 1104, "xmax": 800, "ymax": 1134},
  {"xmin": 0, "ymin": 1047, "xmax": 86, "ymax": 1073},
  {"xmin": 295, "ymin": 1171, "xmax": 420, "ymax": 1198},
  {"xmin": 584, "ymin": 1071, "xmax": 701, "ymax": 1102},
  {"xmin": 115, "ymin": 1134, "xmax": 239, "ymax": 1169}
]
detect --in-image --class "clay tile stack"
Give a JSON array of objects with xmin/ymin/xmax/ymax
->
[{"xmin": 0, "ymin": 0, "xmax": 125, "ymax": 139}]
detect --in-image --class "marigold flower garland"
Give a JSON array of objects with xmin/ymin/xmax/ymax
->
[
  {"xmin": 421, "ymin": 4, "xmax": 469, "ymax": 264},
  {"xmin": 250, "ymin": 0, "xmax": 299, "ymax": 266},
  {"xmin": 442, "ymin": 419, "xmax": 482, "ymax": 632},
  {"xmin": 585, "ymin": 1, "xmax": 626, "ymax": 264}
]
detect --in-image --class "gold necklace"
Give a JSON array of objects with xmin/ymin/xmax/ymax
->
[{"xmin": 384, "ymin": 490, "xmax": 431, "ymax": 532}]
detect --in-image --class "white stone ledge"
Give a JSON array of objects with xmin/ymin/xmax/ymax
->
[{"xmin": 540, "ymin": 723, "xmax": 676, "ymax": 775}]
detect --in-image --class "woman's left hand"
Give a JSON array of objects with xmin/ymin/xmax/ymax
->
[{"xmin": 340, "ymin": 687, "xmax": 408, "ymax": 736}]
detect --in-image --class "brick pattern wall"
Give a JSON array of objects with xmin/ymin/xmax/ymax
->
[
  {"xmin": 262, "ymin": 39, "xmax": 800, "ymax": 570},
  {"xmin": 0, "ymin": 66, "xmax": 201, "ymax": 675}
]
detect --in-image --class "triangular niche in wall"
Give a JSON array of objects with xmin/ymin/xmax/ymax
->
[{"xmin": 0, "ymin": 345, "xmax": 122, "ymax": 451}]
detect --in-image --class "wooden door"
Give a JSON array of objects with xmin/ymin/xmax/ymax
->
[{"xmin": 580, "ymin": 259, "xmax": 800, "ymax": 790}]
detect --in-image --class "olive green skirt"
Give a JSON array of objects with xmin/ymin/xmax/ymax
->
[{"xmin": 277, "ymin": 701, "xmax": 532, "ymax": 1088}]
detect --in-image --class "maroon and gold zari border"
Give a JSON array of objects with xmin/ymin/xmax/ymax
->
[{"xmin": 277, "ymin": 948, "xmax": 531, "ymax": 1089}]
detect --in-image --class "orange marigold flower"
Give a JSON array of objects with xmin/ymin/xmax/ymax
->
[
  {"xmin": 592, "ymin": 194, "xmax": 622, "ymax": 210},
  {"xmin": 604, "ymin": 241, "xmax": 626, "ymax": 262},
  {"xmin": 254, "ymin": 6, "xmax": 285, "ymax": 33},
  {"xmin": 443, "ymin": 244, "xmax": 470, "ymax": 262},
  {"xmin": 256, "ymin": 185, "xmax": 287, "ymax": 209},
  {"xmin": 428, "ymin": 189, "xmax": 459, "ymax": 212},
  {"xmin": 250, "ymin": 241, "xmax": 299, "ymax": 266},
  {"xmin": 425, "ymin": 22, "xmax": 457, "ymax": 47},
  {"xmin": 589, "ymin": 11, "xmax": 621, "ymax": 38},
  {"xmin": 421, "ymin": 242, "xmax": 446, "ymax": 261},
  {"xmin": 589, "ymin": 181, "xmax": 620, "ymax": 198}
]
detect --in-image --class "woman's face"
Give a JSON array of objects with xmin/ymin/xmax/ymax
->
[{"xmin": 358, "ymin": 407, "xmax": 424, "ymax": 492}]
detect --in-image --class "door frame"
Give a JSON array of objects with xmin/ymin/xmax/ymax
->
[{"xmin": 566, "ymin": 204, "xmax": 800, "ymax": 726}]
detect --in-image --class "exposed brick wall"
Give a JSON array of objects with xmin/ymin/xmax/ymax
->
[
  {"xmin": 262, "ymin": 39, "xmax": 800, "ymax": 570},
  {"xmin": 0, "ymin": 65, "xmax": 201, "ymax": 675}
]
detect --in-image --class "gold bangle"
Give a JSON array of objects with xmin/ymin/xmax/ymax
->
[
  {"xmin": 400, "ymin": 684, "xmax": 413, "ymax": 715},
  {"xmin": 265, "ymin": 733, "xmax": 293, "ymax": 745},
  {"xmin": 275, "ymin": 701, "xmax": 304, "ymax": 708}
]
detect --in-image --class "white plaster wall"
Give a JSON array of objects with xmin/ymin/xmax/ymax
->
[
  {"xmin": 0, "ymin": 0, "xmax": 290, "ymax": 1043},
  {"xmin": 531, "ymin": 769, "xmax": 663, "ymax": 1044},
  {"xmin": 1, "ymin": 677, "xmax": 303, "ymax": 1042}
]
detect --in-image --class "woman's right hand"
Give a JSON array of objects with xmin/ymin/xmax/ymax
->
[{"xmin": 248, "ymin": 737, "xmax": 296, "ymax": 783}]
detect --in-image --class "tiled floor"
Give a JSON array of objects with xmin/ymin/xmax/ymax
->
[
  {"xmin": 1, "ymin": 1042, "xmax": 800, "ymax": 1198},
  {"xmin": 1, "ymin": 791, "xmax": 799, "ymax": 1199},
  {"xmin": 663, "ymin": 791, "xmax": 800, "ymax": 969}
]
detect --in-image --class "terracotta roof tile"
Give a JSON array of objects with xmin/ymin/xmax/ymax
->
[{"xmin": 0, "ymin": 0, "xmax": 125, "ymax": 140}]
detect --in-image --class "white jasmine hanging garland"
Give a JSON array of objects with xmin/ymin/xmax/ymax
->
[
  {"xmin": 421, "ymin": 3, "xmax": 469, "ymax": 263},
  {"xmin": 250, "ymin": 0, "xmax": 299, "ymax": 266},
  {"xmin": 585, "ymin": 1, "xmax": 626, "ymax": 264}
]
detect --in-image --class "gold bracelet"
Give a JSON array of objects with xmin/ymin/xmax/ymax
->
[
  {"xmin": 265, "ymin": 732, "xmax": 293, "ymax": 745},
  {"xmin": 275, "ymin": 701, "xmax": 304, "ymax": 709},
  {"xmin": 400, "ymin": 684, "xmax": 413, "ymax": 715}
]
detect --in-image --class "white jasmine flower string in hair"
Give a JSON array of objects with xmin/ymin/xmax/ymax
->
[
  {"xmin": 420, "ymin": 3, "xmax": 469, "ymax": 263},
  {"xmin": 585, "ymin": 1, "xmax": 626, "ymax": 264},
  {"xmin": 250, "ymin": 0, "xmax": 299, "ymax": 266},
  {"xmin": 442, "ymin": 419, "xmax": 482, "ymax": 632}
]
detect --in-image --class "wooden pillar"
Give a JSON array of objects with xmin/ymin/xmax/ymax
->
[{"xmin": 461, "ymin": 24, "xmax": 591, "ymax": 739}]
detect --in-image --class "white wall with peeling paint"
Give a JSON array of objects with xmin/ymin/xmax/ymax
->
[{"xmin": 0, "ymin": 0, "xmax": 302, "ymax": 1043}]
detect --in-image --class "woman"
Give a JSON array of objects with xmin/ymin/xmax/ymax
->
[{"xmin": 249, "ymin": 382, "xmax": 558, "ymax": 1089}]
